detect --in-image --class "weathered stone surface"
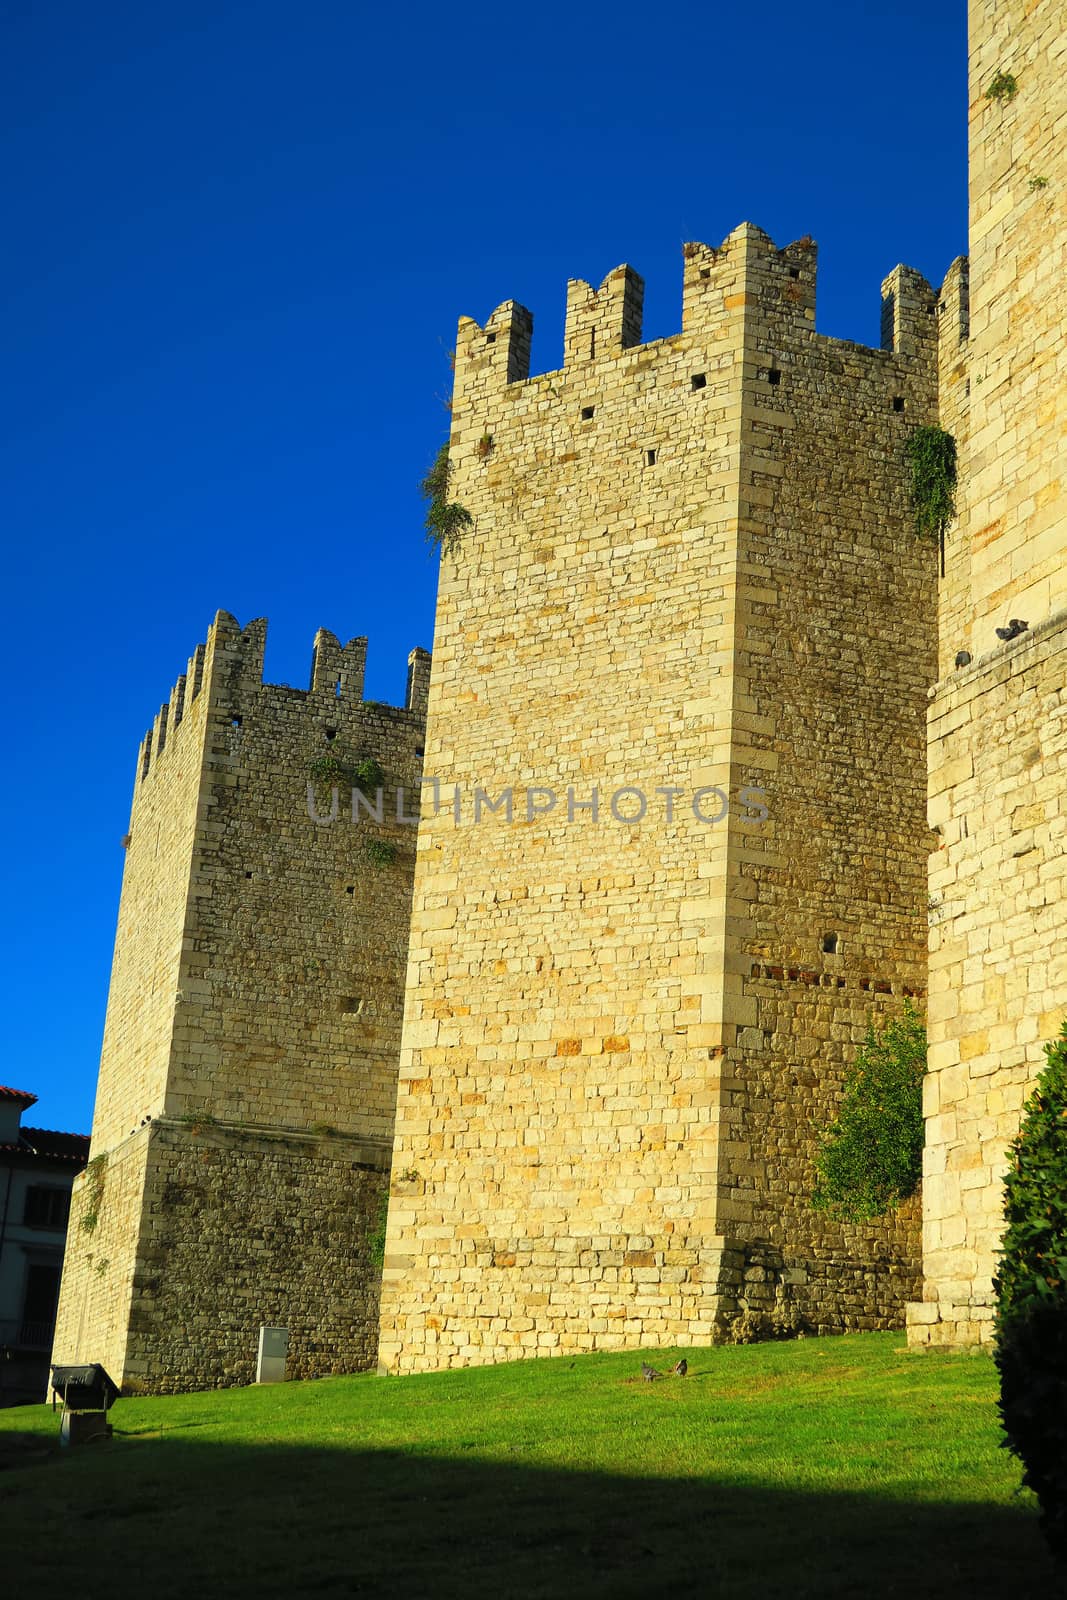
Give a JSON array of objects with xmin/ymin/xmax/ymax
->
[
  {"xmin": 377, "ymin": 226, "xmax": 935, "ymax": 1373},
  {"xmin": 53, "ymin": 614, "xmax": 427, "ymax": 1391},
  {"xmin": 908, "ymin": 0, "xmax": 1067, "ymax": 1349}
]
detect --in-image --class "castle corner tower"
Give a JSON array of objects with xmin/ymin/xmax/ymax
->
[
  {"xmin": 378, "ymin": 225, "xmax": 939, "ymax": 1371},
  {"xmin": 53, "ymin": 612, "xmax": 429, "ymax": 1391}
]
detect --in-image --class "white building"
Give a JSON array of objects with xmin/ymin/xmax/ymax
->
[{"xmin": 0, "ymin": 1086, "xmax": 89, "ymax": 1406}]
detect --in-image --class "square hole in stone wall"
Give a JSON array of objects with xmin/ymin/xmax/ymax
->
[
  {"xmin": 822, "ymin": 932, "xmax": 839, "ymax": 954},
  {"xmin": 691, "ymin": 373, "xmax": 707, "ymax": 391},
  {"xmin": 646, "ymin": 449, "xmax": 657, "ymax": 466},
  {"xmin": 892, "ymin": 395, "xmax": 905, "ymax": 412},
  {"xmin": 581, "ymin": 405, "xmax": 595, "ymax": 420}
]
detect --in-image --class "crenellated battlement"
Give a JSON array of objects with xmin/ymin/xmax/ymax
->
[
  {"xmin": 563, "ymin": 264, "xmax": 644, "ymax": 365},
  {"xmin": 880, "ymin": 264, "xmax": 938, "ymax": 359},
  {"xmin": 452, "ymin": 221, "xmax": 935, "ymax": 416},
  {"xmin": 937, "ymin": 256, "xmax": 970, "ymax": 354},
  {"xmin": 135, "ymin": 611, "xmax": 429, "ymax": 786}
]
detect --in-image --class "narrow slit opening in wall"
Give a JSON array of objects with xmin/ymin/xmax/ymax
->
[
  {"xmin": 581, "ymin": 406, "xmax": 595, "ymax": 421},
  {"xmin": 822, "ymin": 933, "xmax": 839, "ymax": 954},
  {"xmin": 690, "ymin": 373, "xmax": 707, "ymax": 391},
  {"xmin": 589, "ymin": 329, "xmax": 596, "ymax": 359},
  {"xmin": 892, "ymin": 395, "xmax": 905, "ymax": 412},
  {"xmin": 646, "ymin": 448, "xmax": 657, "ymax": 466}
]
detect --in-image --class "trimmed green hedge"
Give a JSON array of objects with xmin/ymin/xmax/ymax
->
[{"xmin": 994, "ymin": 1022, "xmax": 1067, "ymax": 1562}]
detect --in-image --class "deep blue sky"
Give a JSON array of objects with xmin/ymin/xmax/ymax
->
[{"xmin": 1, "ymin": 1, "xmax": 967, "ymax": 1132}]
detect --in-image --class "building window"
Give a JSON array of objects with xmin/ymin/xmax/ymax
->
[
  {"xmin": 23, "ymin": 1186, "xmax": 71, "ymax": 1229},
  {"xmin": 19, "ymin": 1260, "xmax": 62, "ymax": 1349}
]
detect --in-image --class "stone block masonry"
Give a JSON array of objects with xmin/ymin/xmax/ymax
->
[
  {"xmin": 52, "ymin": 0, "xmax": 1067, "ymax": 1381},
  {"xmin": 54, "ymin": 612, "xmax": 428, "ymax": 1391},
  {"xmin": 908, "ymin": 0, "xmax": 1067, "ymax": 1347},
  {"xmin": 377, "ymin": 224, "xmax": 937, "ymax": 1373},
  {"xmin": 909, "ymin": 615, "xmax": 1067, "ymax": 1347}
]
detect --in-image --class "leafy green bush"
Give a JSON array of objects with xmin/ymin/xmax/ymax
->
[
  {"xmin": 307, "ymin": 752, "xmax": 384, "ymax": 795},
  {"xmin": 904, "ymin": 426, "xmax": 957, "ymax": 541},
  {"xmin": 994, "ymin": 1023, "xmax": 1067, "ymax": 1562},
  {"xmin": 421, "ymin": 444, "xmax": 472, "ymax": 557},
  {"xmin": 986, "ymin": 70, "xmax": 1018, "ymax": 103},
  {"xmin": 812, "ymin": 1002, "xmax": 926, "ymax": 1220},
  {"xmin": 352, "ymin": 757, "xmax": 385, "ymax": 796},
  {"xmin": 363, "ymin": 838, "xmax": 397, "ymax": 869}
]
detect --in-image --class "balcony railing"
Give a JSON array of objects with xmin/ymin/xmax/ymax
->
[{"xmin": 0, "ymin": 1316, "xmax": 55, "ymax": 1352}]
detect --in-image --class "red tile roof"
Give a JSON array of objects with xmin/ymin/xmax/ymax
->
[
  {"xmin": 19, "ymin": 1128, "xmax": 92, "ymax": 1163},
  {"xmin": 0, "ymin": 1085, "xmax": 38, "ymax": 1107}
]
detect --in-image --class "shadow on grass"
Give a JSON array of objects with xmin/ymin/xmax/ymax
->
[{"xmin": 4, "ymin": 1433, "xmax": 1056, "ymax": 1600}]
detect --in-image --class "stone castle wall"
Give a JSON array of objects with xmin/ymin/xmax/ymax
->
[
  {"xmin": 722, "ymin": 254, "xmax": 936, "ymax": 1331},
  {"xmin": 912, "ymin": 618, "xmax": 1067, "ymax": 1346},
  {"xmin": 960, "ymin": 0, "xmax": 1066, "ymax": 646},
  {"xmin": 377, "ymin": 226, "xmax": 935, "ymax": 1373},
  {"xmin": 54, "ymin": 613, "xmax": 428, "ymax": 1391},
  {"xmin": 55, "ymin": 0, "xmax": 1066, "ymax": 1381},
  {"xmin": 909, "ymin": 0, "xmax": 1067, "ymax": 1346}
]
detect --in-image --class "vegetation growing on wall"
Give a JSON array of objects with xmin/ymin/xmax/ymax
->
[
  {"xmin": 812, "ymin": 1003, "xmax": 926, "ymax": 1220},
  {"xmin": 904, "ymin": 426, "xmax": 957, "ymax": 541},
  {"xmin": 986, "ymin": 70, "xmax": 1018, "ymax": 102},
  {"xmin": 994, "ymin": 1022, "xmax": 1067, "ymax": 1563},
  {"xmin": 421, "ymin": 444, "xmax": 472, "ymax": 557},
  {"xmin": 369, "ymin": 1190, "xmax": 389, "ymax": 1270},
  {"xmin": 307, "ymin": 752, "xmax": 385, "ymax": 795},
  {"xmin": 79, "ymin": 1153, "xmax": 108, "ymax": 1235}
]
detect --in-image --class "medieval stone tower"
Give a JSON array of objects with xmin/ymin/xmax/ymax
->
[
  {"xmin": 907, "ymin": 0, "xmax": 1067, "ymax": 1347},
  {"xmin": 376, "ymin": 232, "xmax": 939, "ymax": 1371},
  {"xmin": 53, "ymin": 612, "xmax": 429, "ymax": 1390}
]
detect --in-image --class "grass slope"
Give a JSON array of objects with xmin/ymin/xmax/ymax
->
[{"xmin": 0, "ymin": 1332, "xmax": 1054, "ymax": 1598}]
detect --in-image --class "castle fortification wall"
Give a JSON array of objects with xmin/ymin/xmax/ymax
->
[
  {"xmin": 910, "ymin": 0, "xmax": 1067, "ymax": 1347},
  {"xmin": 54, "ymin": 614, "xmax": 428, "ymax": 1391},
  {"xmin": 961, "ymin": 0, "xmax": 1066, "ymax": 646},
  {"xmin": 378, "ymin": 226, "xmax": 936, "ymax": 1372},
  {"xmin": 723, "ymin": 255, "xmax": 936, "ymax": 1332}
]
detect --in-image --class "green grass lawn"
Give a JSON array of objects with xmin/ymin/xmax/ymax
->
[{"xmin": 0, "ymin": 1332, "xmax": 1056, "ymax": 1598}]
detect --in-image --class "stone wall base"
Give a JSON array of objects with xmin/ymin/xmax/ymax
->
[
  {"xmin": 905, "ymin": 1296, "xmax": 995, "ymax": 1348},
  {"xmin": 57, "ymin": 1119, "xmax": 392, "ymax": 1395}
]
